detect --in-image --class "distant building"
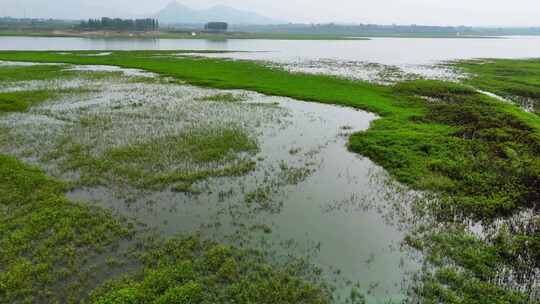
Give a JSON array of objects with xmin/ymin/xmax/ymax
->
[{"xmin": 204, "ymin": 22, "xmax": 228, "ymax": 33}]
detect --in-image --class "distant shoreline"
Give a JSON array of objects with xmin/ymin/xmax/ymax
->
[{"xmin": 0, "ymin": 29, "xmax": 507, "ymax": 40}]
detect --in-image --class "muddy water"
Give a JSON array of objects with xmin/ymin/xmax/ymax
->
[{"xmin": 0, "ymin": 64, "xmax": 420, "ymax": 303}]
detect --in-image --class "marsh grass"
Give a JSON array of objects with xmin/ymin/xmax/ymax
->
[
  {"xmin": 40, "ymin": 115, "xmax": 260, "ymax": 192},
  {"xmin": 195, "ymin": 92, "xmax": 248, "ymax": 103},
  {"xmin": 245, "ymin": 161, "xmax": 317, "ymax": 213},
  {"xmin": 456, "ymin": 59, "xmax": 540, "ymax": 115},
  {"xmin": 0, "ymin": 154, "xmax": 134, "ymax": 303},
  {"xmin": 0, "ymin": 64, "xmax": 67, "ymax": 82},
  {"xmin": 89, "ymin": 236, "xmax": 332, "ymax": 304},
  {"xmin": 0, "ymin": 71, "xmax": 293, "ymax": 195},
  {"xmin": 102, "ymin": 127, "xmax": 258, "ymax": 189},
  {"xmin": 0, "ymin": 90, "xmax": 54, "ymax": 112},
  {"xmin": 0, "ymin": 153, "xmax": 331, "ymax": 304}
]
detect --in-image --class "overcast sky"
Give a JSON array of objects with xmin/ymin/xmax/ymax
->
[{"xmin": 2, "ymin": 0, "xmax": 540, "ymax": 26}]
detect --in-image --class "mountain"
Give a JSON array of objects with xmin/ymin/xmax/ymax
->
[{"xmin": 156, "ymin": 2, "xmax": 282, "ymax": 25}]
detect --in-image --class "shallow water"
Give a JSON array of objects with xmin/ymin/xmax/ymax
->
[
  {"xmin": 67, "ymin": 97, "xmax": 418, "ymax": 302},
  {"xmin": 2, "ymin": 36, "xmax": 540, "ymax": 81},
  {"xmin": 0, "ymin": 63, "xmax": 420, "ymax": 303}
]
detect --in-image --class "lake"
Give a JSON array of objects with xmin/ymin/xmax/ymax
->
[
  {"xmin": 3, "ymin": 35, "xmax": 540, "ymax": 81},
  {"xmin": 2, "ymin": 36, "xmax": 540, "ymax": 65}
]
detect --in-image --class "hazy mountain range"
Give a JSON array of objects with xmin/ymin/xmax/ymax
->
[{"xmin": 155, "ymin": 1, "xmax": 282, "ymax": 25}]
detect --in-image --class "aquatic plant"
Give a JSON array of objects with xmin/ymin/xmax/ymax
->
[
  {"xmin": 0, "ymin": 155, "xmax": 133, "ymax": 303},
  {"xmin": 90, "ymin": 236, "xmax": 332, "ymax": 304},
  {"xmin": 456, "ymin": 59, "xmax": 540, "ymax": 115}
]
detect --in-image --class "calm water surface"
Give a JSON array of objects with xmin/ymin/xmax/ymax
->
[{"xmin": 2, "ymin": 36, "xmax": 540, "ymax": 65}]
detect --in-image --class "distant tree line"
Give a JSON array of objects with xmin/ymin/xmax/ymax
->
[
  {"xmin": 227, "ymin": 23, "xmax": 540, "ymax": 37},
  {"xmin": 204, "ymin": 22, "xmax": 228, "ymax": 32},
  {"xmin": 78, "ymin": 17, "xmax": 159, "ymax": 32},
  {"xmin": 0, "ymin": 17, "xmax": 77, "ymax": 30}
]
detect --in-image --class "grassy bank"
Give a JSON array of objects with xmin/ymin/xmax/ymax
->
[
  {"xmin": 457, "ymin": 58, "xmax": 540, "ymax": 115},
  {"xmin": 0, "ymin": 51, "xmax": 539, "ymax": 302}
]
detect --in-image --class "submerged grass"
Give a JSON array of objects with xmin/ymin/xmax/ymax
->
[
  {"xmin": 90, "ymin": 236, "xmax": 331, "ymax": 304},
  {"xmin": 195, "ymin": 92, "xmax": 248, "ymax": 103},
  {"xmin": 2, "ymin": 51, "xmax": 533, "ymax": 219},
  {"xmin": 0, "ymin": 153, "xmax": 331, "ymax": 304},
  {"xmin": 49, "ymin": 123, "xmax": 258, "ymax": 191},
  {"xmin": 0, "ymin": 154, "xmax": 133, "ymax": 303}
]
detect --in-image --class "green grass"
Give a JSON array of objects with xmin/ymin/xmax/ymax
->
[
  {"xmin": 89, "ymin": 236, "xmax": 331, "ymax": 304},
  {"xmin": 0, "ymin": 154, "xmax": 133, "ymax": 303},
  {"xmin": 195, "ymin": 92, "xmax": 248, "ymax": 103},
  {"xmin": 0, "ymin": 90, "xmax": 55, "ymax": 112},
  {"xmin": 104, "ymin": 127, "xmax": 258, "ymax": 189},
  {"xmin": 0, "ymin": 64, "xmax": 126, "ymax": 112},
  {"xmin": 456, "ymin": 58, "xmax": 540, "ymax": 115},
  {"xmin": 0, "ymin": 65, "xmax": 69, "ymax": 112},
  {"xmin": 0, "ymin": 64, "xmax": 70, "ymax": 82},
  {"xmin": 414, "ymin": 267, "xmax": 529, "ymax": 304}
]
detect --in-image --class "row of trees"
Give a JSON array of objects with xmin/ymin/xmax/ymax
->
[{"xmin": 79, "ymin": 18, "xmax": 159, "ymax": 32}]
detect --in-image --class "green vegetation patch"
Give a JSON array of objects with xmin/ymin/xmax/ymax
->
[
  {"xmin": 195, "ymin": 92, "xmax": 248, "ymax": 103},
  {"xmin": 0, "ymin": 154, "xmax": 133, "ymax": 303},
  {"xmin": 414, "ymin": 267, "xmax": 529, "ymax": 304},
  {"xmin": 50, "ymin": 126, "xmax": 258, "ymax": 190},
  {"xmin": 90, "ymin": 236, "xmax": 331, "ymax": 304},
  {"xmin": 0, "ymin": 90, "xmax": 54, "ymax": 112},
  {"xmin": 456, "ymin": 58, "xmax": 540, "ymax": 115},
  {"xmin": 353, "ymin": 80, "xmax": 540, "ymax": 219},
  {"xmin": 0, "ymin": 64, "xmax": 69, "ymax": 82}
]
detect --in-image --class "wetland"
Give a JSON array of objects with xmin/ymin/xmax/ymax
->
[{"xmin": 0, "ymin": 45, "xmax": 539, "ymax": 304}]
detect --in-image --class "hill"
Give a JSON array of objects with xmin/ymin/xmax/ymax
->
[{"xmin": 156, "ymin": 1, "xmax": 282, "ymax": 25}]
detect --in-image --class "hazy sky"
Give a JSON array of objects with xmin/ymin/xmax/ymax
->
[{"xmin": 2, "ymin": 0, "xmax": 540, "ymax": 26}]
